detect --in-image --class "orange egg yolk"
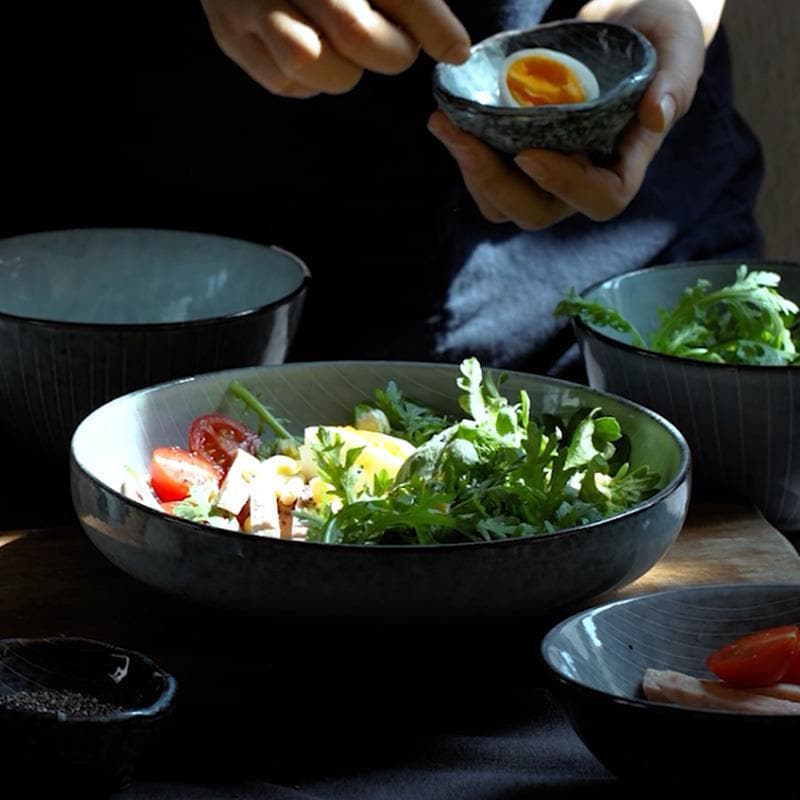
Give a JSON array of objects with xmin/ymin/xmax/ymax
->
[{"xmin": 505, "ymin": 55, "xmax": 586, "ymax": 106}]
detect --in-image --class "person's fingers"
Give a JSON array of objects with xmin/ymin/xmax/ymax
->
[
  {"xmin": 374, "ymin": 0, "xmax": 471, "ymax": 64},
  {"xmin": 291, "ymin": 0, "xmax": 420, "ymax": 75},
  {"xmin": 513, "ymin": 119, "xmax": 663, "ymax": 221},
  {"xmin": 428, "ymin": 111, "xmax": 573, "ymax": 229},
  {"xmin": 634, "ymin": 14, "xmax": 704, "ymax": 135},
  {"xmin": 427, "ymin": 113, "xmax": 509, "ymax": 223},
  {"xmin": 255, "ymin": 2, "xmax": 364, "ymax": 94},
  {"xmin": 201, "ymin": 2, "xmax": 322, "ymax": 97},
  {"xmin": 201, "ymin": 0, "xmax": 469, "ymax": 94},
  {"xmin": 579, "ymin": 0, "xmax": 705, "ymax": 135}
]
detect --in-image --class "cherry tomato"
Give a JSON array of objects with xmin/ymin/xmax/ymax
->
[
  {"xmin": 707, "ymin": 624, "xmax": 800, "ymax": 689},
  {"xmin": 149, "ymin": 446, "xmax": 220, "ymax": 502},
  {"xmin": 783, "ymin": 638, "xmax": 800, "ymax": 684},
  {"xmin": 189, "ymin": 413, "xmax": 260, "ymax": 473}
]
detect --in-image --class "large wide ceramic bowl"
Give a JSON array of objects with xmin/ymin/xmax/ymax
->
[
  {"xmin": 71, "ymin": 361, "xmax": 690, "ymax": 625},
  {"xmin": 567, "ymin": 260, "xmax": 800, "ymax": 535},
  {"xmin": 541, "ymin": 583, "xmax": 800, "ymax": 787},
  {"xmin": 433, "ymin": 20, "xmax": 655, "ymax": 159},
  {"xmin": 0, "ymin": 227, "xmax": 309, "ymax": 523}
]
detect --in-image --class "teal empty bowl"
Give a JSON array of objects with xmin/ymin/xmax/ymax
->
[
  {"xmin": 0, "ymin": 227, "xmax": 309, "ymax": 518},
  {"xmin": 568, "ymin": 260, "xmax": 800, "ymax": 535},
  {"xmin": 71, "ymin": 361, "xmax": 690, "ymax": 625}
]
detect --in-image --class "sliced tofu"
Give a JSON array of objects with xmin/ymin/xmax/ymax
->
[
  {"xmin": 121, "ymin": 474, "xmax": 162, "ymax": 511},
  {"xmin": 215, "ymin": 449, "xmax": 263, "ymax": 516},
  {"xmin": 248, "ymin": 466, "xmax": 281, "ymax": 536}
]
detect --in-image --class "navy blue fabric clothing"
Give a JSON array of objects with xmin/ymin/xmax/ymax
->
[{"xmin": 1, "ymin": 1, "xmax": 763, "ymax": 378}]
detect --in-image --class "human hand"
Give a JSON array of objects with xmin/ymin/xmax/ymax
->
[
  {"xmin": 200, "ymin": 0, "xmax": 470, "ymax": 98},
  {"xmin": 427, "ymin": 0, "xmax": 708, "ymax": 229}
]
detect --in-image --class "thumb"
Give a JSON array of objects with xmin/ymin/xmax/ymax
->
[{"xmin": 635, "ymin": 10, "xmax": 706, "ymax": 134}]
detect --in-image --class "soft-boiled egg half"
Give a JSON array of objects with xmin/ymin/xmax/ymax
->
[{"xmin": 499, "ymin": 48, "xmax": 600, "ymax": 108}]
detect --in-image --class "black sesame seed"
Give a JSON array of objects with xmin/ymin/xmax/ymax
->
[{"xmin": 0, "ymin": 689, "xmax": 124, "ymax": 716}]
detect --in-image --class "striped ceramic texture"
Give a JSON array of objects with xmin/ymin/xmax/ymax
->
[
  {"xmin": 433, "ymin": 21, "xmax": 655, "ymax": 159},
  {"xmin": 572, "ymin": 260, "xmax": 800, "ymax": 534},
  {"xmin": 71, "ymin": 361, "xmax": 690, "ymax": 624},
  {"xmin": 541, "ymin": 583, "xmax": 800, "ymax": 784},
  {"xmin": 0, "ymin": 636, "xmax": 176, "ymax": 790},
  {"xmin": 0, "ymin": 228, "xmax": 309, "ymax": 467}
]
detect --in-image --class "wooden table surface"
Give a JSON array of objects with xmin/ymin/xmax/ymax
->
[
  {"xmin": 2, "ymin": 499, "xmax": 799, "ymax": 694},
  {"xmin": 3, "ymin": 499, "xmax": 800, "ymax": 787},
  {"xmin": 4, "ymin": 499, "xmax": 798, "ymax": 632}
]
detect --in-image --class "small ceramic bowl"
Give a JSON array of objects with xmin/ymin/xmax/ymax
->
[
  {"xmin": 567, "ymin": 259, "xmax": 800, "ymax": 535},
  {"xmin": 432, "ymin": 20, "xmax": 656, "ymax": 159},
  {"xmin": 541, "ymin": 583, "xmax": 800, "ymax": 787},
  {"xmin": 0, "ymin": 636, "xmax": 177, "ymax": 791},
  {"xmin": 71, "ymin": 361, "xmax": 690, "ymax": 625},
  {"xmin": 0, "ymin": 227, "xmax": 309, "ymax": 524}
]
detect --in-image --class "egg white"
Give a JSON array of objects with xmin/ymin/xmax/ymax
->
[{"xmin": 499, "ymin": 47, "xmax": 600, "ymax": 108}]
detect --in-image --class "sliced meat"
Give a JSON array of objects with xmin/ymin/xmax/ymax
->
[{"xmin": 642, "ymin": 668, "xmax": 800, "ymax": 715}]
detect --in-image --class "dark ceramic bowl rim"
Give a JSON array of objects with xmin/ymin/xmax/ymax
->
[
  {"xmin": 71, "ymin": 359, "xmax": 691, "ymax": 553},
  {"xmin": 0, "ymin": 635, "xmax": 177, "ymax": 721},
  {"xmin": 433, "ymin": 20, "xmax": 656, "ymax": 115},
  {"xmin": 0, "ymin": 227, "xmax": 311, "ymax": 331},
  {"xmin": 573, "ymin": 258, "xmax": 800, "ymax": 372},
  {"xmin": 540, "ymin": 582, "xmax": 800, "ymax": 721}
]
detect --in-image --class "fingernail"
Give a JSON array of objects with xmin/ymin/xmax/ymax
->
[
  {"xmin": 441, "ymin": 38, "xmax": 472, "ymax": 65},
  {"xmin": 659, "ymin": 93, "xmax": 676, "ymax": 131}
]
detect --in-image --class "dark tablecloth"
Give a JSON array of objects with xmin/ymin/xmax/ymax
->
[{"xmin": 120, "ymin": 688, "xmax": 622, "ymax": 799}]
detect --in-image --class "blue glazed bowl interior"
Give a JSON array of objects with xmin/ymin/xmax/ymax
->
[
  {"xmin": 0, "ymin": 228, "xmax": 309, "ymax": 325},
  {"xmin": 543, "ymin": 583, "xmax": 800, "ymax": 699},
  {"xmin": 73, "ymin": 361, "xmax": 688, "ymax": 511}
]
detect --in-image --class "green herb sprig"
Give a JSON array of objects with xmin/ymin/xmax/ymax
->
[{"xmin": 555, "ymin": 265, "xmax": 800, "ymax": 366}]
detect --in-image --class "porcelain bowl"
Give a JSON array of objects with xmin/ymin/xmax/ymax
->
[
  {"xmin": 71, "ymin": 361, "xmax": 690, "ymax": 625},
  {"xmin": 432, "ymin": 20, "xmax": 656, "ymax": 159},
  {"xmin": 541, "ymin": 583, "xmax": 800, "ymax": 787},
  {"xmin": 568, "ymin": 259, "xmax": 800, "ymax": 535},
  {"xmin": 0, "ymin": 636, "xmax": 176, "ymax": 792},
  {"xmin": 0, "ymin": 227, "xmax": 309, "ymax": 522}
]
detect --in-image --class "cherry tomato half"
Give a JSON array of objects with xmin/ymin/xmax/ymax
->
[
  {"xmin": 149, "ymin": 446, "xmax": 221, "ymax": 503},
  {"xmin": 706, "ymin": 624, "xmax": 800, "ymax": 689},
  {"xmin": 783, "ymin": 638, "xmax": 800, "ymax": 684},
  {"xmin": 189, "ymin": 413, "xmax": 260, "ymax": 474}
]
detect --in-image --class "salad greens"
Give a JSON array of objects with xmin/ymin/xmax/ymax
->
[
  {"xmin": 232, "ymin": 358, "xmax": 661, "ymax": 546},
  {"xmin": 555, "ymin": 265, "xmax": 800, "ymax": 366}
]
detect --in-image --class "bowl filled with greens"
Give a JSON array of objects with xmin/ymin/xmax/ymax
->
[
  {"xmin": 70, "ymin": 358, "xmax": 689, "ymax": 625},
  {"xmin": 556, "ymin": 260, "xmax": 800, "ymax": 534}
]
